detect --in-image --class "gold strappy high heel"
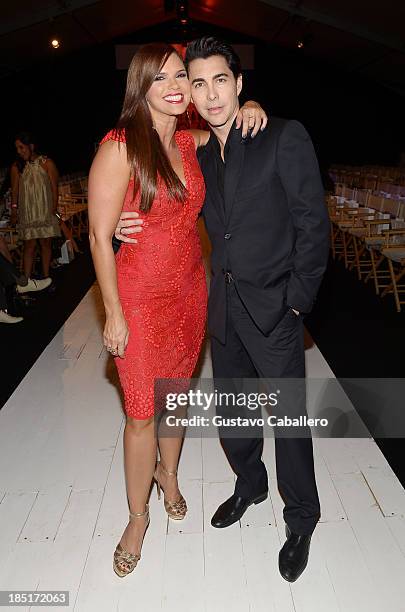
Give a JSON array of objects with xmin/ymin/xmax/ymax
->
[
  {"xmin": 113, "ymin": 505, "xmax": 150, "ymax": 578},
  {"xmin": 154, "ymin": 461, "xmax": 187, "ymax": 520}
]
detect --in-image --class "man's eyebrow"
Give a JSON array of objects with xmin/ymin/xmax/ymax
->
[{"xmin": 191, "ymin": 72, "xmax": 229, "ymax": 85}]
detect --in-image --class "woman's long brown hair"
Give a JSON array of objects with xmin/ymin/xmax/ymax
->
[{"xmin": 115, "ymin": 43, "xmax": 188, "ymax": 213}]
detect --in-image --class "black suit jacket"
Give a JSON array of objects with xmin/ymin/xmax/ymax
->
[{"xmin": 197, "ymin": 117, "xmax": 330, "ymax": 344}]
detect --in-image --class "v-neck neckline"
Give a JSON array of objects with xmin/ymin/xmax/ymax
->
[{"xmin": 174, "ymin": 131, "xmax": 188, "ymax": 191}]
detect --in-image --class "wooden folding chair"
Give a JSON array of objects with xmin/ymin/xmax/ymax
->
[
  {"xmin": 349, "ymin": 214, "xmax": 390, "ymax": 280},
  {"xmin": 378, "ymin": 229, "xmax": 405, "ymax": 311},
  {"xmin": 336, "ymin": 205, "xmax": 378, "ymax": 268}
]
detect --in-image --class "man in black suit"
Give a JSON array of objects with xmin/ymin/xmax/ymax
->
[{"xmin": 115, "ymin": 37, "xmax": 330, "ymax": 582}]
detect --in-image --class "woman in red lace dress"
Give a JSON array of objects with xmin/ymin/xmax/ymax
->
[{"xmin": 88, "ymin": 43, "xmax": 266, "ymax": 577}]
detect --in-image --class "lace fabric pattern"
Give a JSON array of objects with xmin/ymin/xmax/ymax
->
[{"xmin": 100, "ymin": 130, "xmax": 208, "ymax": 419}]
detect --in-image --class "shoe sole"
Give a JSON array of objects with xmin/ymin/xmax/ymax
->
[
  {"xmin": 168, "ymin": 514, "xmax": 186, "ymax": 520},
  {"xmin": 0, "ymin": 320, "xmax": 24, "ymax": 324},
  {"xmin": 211, "ymin": 491, "xmax": 268, "ymax": 529},
  {"xmin": 253, "ymin": 492, "xmax": 268, "ymax": 505}
]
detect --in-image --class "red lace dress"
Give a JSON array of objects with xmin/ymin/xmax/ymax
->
[{"xmin": 100, "ymin": 129, "xmax": 208, "ymax": 419}]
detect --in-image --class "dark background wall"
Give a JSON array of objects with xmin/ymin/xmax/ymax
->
[{"xmin": 1, "ymin": 22, "xmax": 404, "ymax": 176}]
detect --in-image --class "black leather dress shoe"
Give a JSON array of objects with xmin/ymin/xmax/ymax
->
[
  {"xmin": 211, "ymin": 492, "xmax": 268, "ymax": 528},
  {"xmin": 279, "ymin": 524, "xmax": 312, "ymax": 582}
]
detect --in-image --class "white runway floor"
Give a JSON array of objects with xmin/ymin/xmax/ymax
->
[{"xmin": 1, "ymin": 284, "xmax": 405, "ymax": 611}]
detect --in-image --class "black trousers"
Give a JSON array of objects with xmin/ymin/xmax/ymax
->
[{"xmin": 210, "ymin": 281, "xmax": 320, "ymax": 535}]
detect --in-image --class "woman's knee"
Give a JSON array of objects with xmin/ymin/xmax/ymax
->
[
  {"xmin": 24, "ymin": 239, "xmax": 36, "ymax": 251},
  {"xmin": 39, "ymin": 238, "xmax": 51, "ymax": 248},
  {"xmin": 126, "ymin": 415, "xmax": 154, "ymax": 434}
]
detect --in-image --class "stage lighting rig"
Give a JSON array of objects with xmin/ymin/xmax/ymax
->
[{"xmin": 176, "ymin": 0, "xmax": 189, "ymax": 26}]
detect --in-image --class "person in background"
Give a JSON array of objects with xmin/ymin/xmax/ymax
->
[
  {"xmin": 10, "ymin": 132, "xmax": 60, "ymax": 285},
  {"xmin": 0, "ymin": 233, "xmax": 25, "ymax": 323},
  {"xmin": 0, "ymin": 235, "xmax": 51, "ymax": 323}
]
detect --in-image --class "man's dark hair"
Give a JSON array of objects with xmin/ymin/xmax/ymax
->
[{"xmin": 184, "ymin": 36, "xmax": 242, "ymax": 79}]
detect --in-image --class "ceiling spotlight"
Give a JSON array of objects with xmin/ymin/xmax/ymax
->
[
  {"xmin": 51, "ymin": 38, "xmax": 60, "ymax": 49},
  {"xmin": 176, "ymin": 0, "xmax": 189, "ymax": 25},
  {"xmin": 296, "ymin": 34, "xmax": 314, "ymax": 50}
]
